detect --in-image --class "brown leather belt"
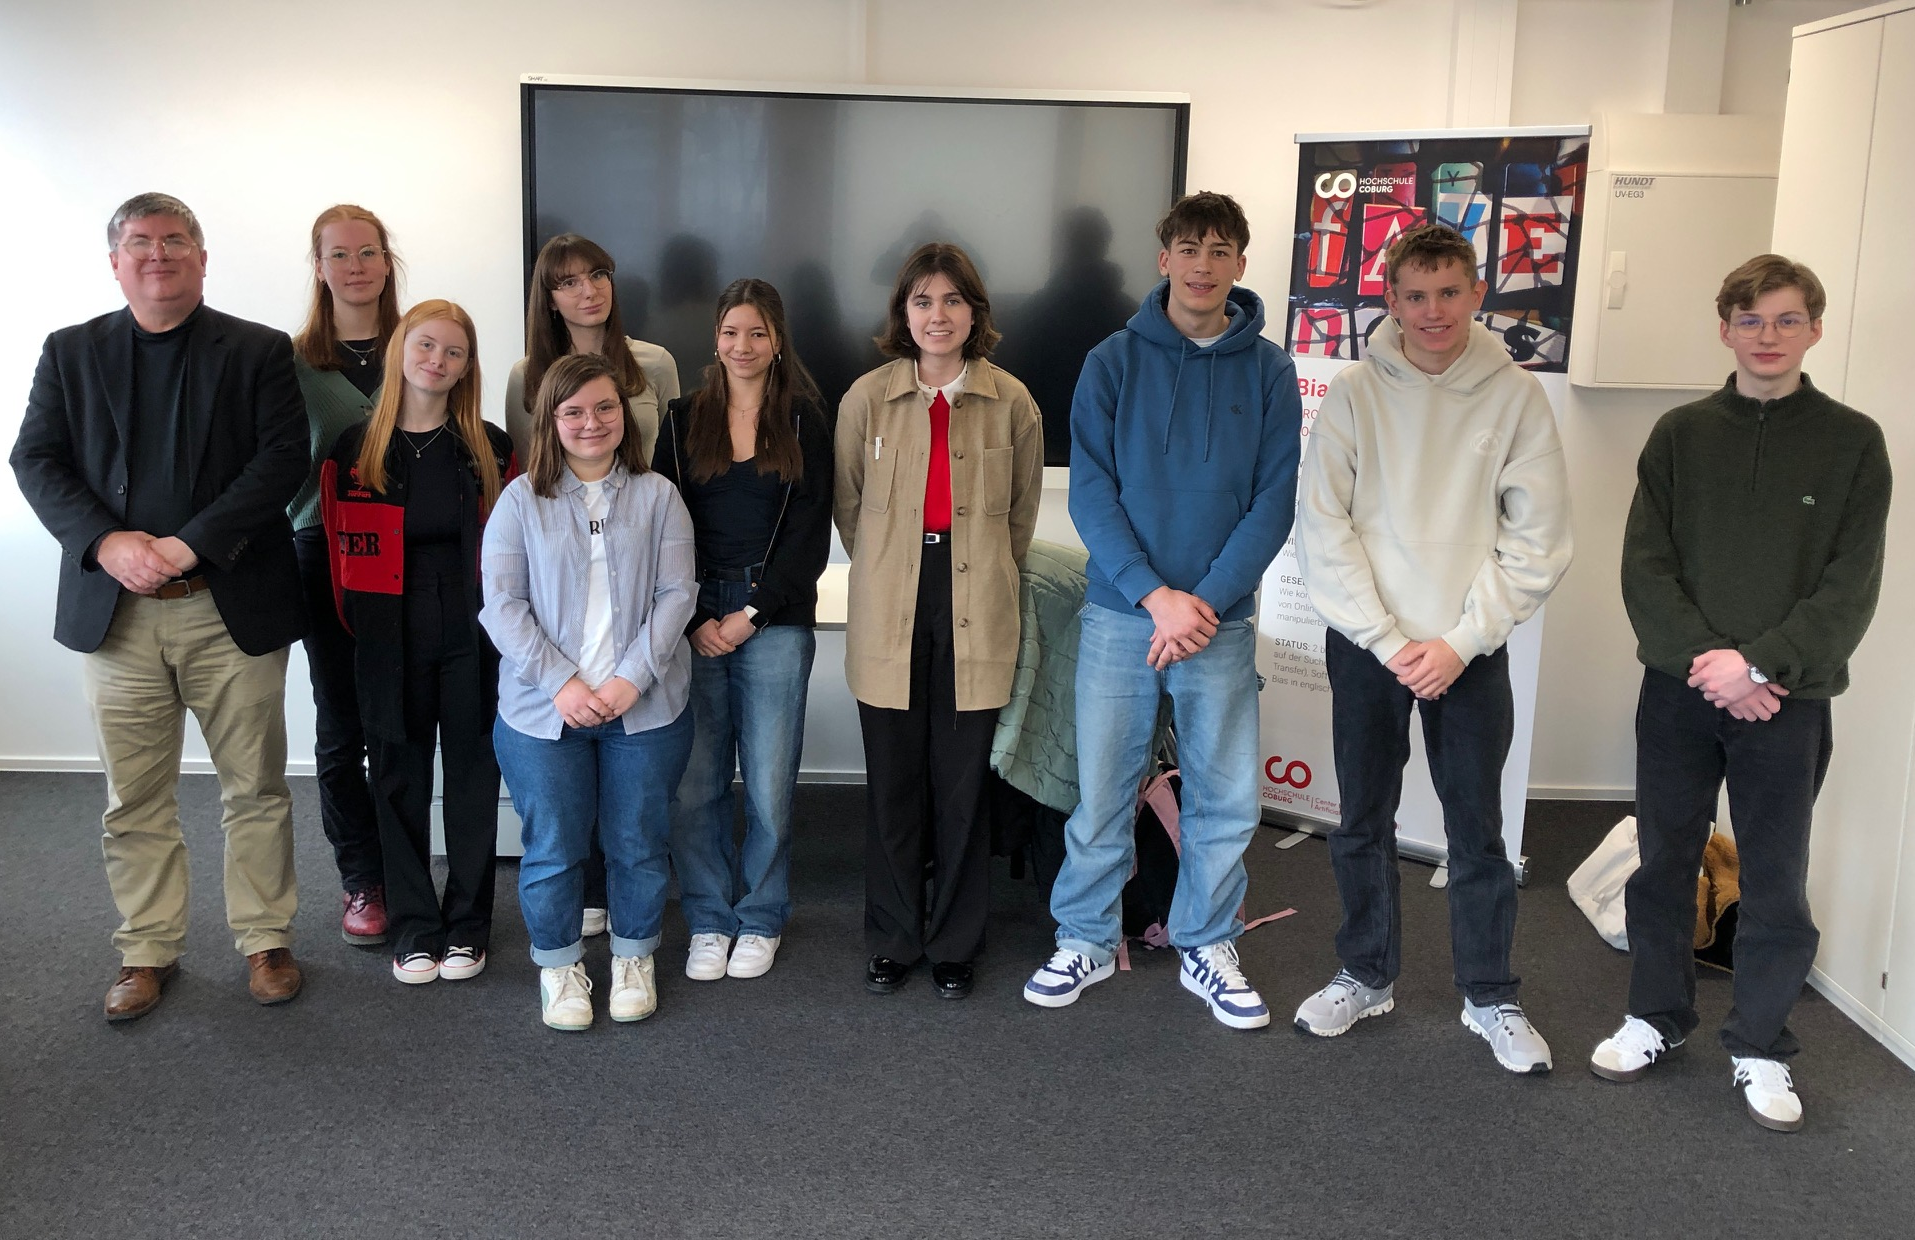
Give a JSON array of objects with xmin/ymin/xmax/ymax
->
[{"xmin": 153, "ymin": 575, "xmax": 210, "ymax": 600}]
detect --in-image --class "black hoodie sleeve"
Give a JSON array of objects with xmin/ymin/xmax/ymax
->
[
  {"xmin": 743, "ymin": 400, "xmax": 833, "ymax": 627},
  {"xmin": 650, "ymin": 399, "xmax": 720, "ymax": 635}
]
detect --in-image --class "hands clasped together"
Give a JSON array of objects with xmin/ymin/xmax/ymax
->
[
  {"xmin": 555, "ymin": 675, "xmax": 640, "ymax": 729},
  {"xmin": 1688, "ymin": 647, "xmax": 1787, "ymax": 722},
  {"xmin": 97, "ymin": 530, "xmax": 199, "ymax": 594},
  {"xmin": 690, "ymin": 610, "xmax": 757, "ymax": 657}
]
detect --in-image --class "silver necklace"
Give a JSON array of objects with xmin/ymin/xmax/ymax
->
[
  {"xmin": 338, "ymin": 338, "xmax": 378, "ymax": 368},
  {"xmin": 398, "ymin": 426, "xmax": 448, "ymax": 458}
]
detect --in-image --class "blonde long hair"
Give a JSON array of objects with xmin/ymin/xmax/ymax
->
[{"xmin": 355, "ymin": 300, "xmax": 501, "ymax": 510}]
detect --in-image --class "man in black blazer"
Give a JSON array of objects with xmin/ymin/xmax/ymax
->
[{"xmin": 11, "ymin": 192, "xmax": 310, "ymax": 1021}]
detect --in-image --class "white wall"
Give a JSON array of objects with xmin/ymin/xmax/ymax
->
[{"xmin": 0, "ymin": 0, "xmax": 1823, "ymax": 795}]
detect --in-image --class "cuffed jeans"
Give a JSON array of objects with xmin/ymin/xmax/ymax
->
[
  {"xmin": 1628, "ymin": 668, "xmax": 1830, "ymax": 1060},
  {"xmin": 1325, "ymin": 628, "xmax": 1519, "ymax": 1005},
  {"xmin": 295, "ymin": 525, "xmax": 381, "ymax": 892},
  {"xmin": 498, "ymin": 706, "xmax": 694, "ymax": 968},
  {"xmin": 1049, "ymin": 602, "xmax": 1259, "ymax": 965},
  {"xmin": 671, "ymin": 577, "xmax": 815, "ymax": 939}
]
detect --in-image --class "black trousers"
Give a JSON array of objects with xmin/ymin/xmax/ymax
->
[
  {"xmin": 294, "ymin": 526, "xmax": 382, "ymax": 892},
  {"xmin": 369, "ymin": 566, "xmax": 500, "ymax": 959},
  {"xmin": 1628, "ymin": 668, "xmax": 1831, "ymax": 1059},
  {"xmin": 1325, "ymin": 629, "xmax": 1519, "ymax": 1004},
  {"xmin": 858, "ymin": 539, "xmax": 996, "ymax": 965}
]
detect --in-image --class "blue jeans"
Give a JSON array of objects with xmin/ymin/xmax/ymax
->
[
  {"xmin": 1049, "ymin": 602, "xmax": 1260, "ymax": 965},
  {"xmin": 671, "ymin": 578, "xmax": 816, "ymax": 937},
  {"xmin": 495, "ymin": 707, "xmax": 694, "ymax": 967}
]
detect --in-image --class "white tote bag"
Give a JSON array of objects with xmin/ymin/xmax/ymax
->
[{"xmin": 1566, "ymin": 816, "xmax": 1638, "ymax": 951}]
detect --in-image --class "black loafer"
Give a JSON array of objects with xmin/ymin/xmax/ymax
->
[
  {"xmin": 931, "ymin": 961, "xmax": 974, "ymax": 1000},
  {"xmin": 866, "ymin": 955, "xmax": 911, "ymax": 994}
]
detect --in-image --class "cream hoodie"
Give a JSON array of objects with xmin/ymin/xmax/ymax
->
[{"xmin": 1295, "ymin": 318, "xmax": 1572, "ymax": 665}]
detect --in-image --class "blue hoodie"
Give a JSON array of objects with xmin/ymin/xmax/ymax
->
[{"xmin": 1068, "ymin": 280, "xmax": 1302, "ymax": 621}]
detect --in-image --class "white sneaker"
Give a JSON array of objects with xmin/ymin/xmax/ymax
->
[
  {"xmin": 1461, "ymin": 998, "xmax": 1553, "ymax": 1074},
  {"xmin": 609, "ymin": 954, "xmax": 658, "ymax": 1022},
  {"xmin": 580, "ymin": 907, "xmax": 608, "ymax": 938},
  {"xmin": 1023, "ymin": 948, "xmax": 1115, "ymax": 1008},
  {"xmin": 1590, "ymin": 1016, "xmax": 1680, "ymax": 1082},
  {"xmin": 392, "ymin": 952, "xmax": 440, "ymax": 985},
  {"xmin": 685, "ymin": 933, "xmax": 732, "ymax": 981},
  {"xmin": 439, "ymin": 946, "xmax": 486, "ymax": 981},
  {"xmin": 539, "ymin": 962, "xmax": 593, "ymax": 1032},
  {"xmin": 1732, "ymin": 1056, "xmax": 1804, "ymax": 1132},
  {"xmin": 1293, "ymin": 969, "xmax": 1395, "ymax": 1037},
  {"xmin": 1177, "ymin": 941, "xmax": 1271, "ymax": 1029},
  {"xmin": 726, "ymin": 935, "xmax": 781, "ymax": 979}
]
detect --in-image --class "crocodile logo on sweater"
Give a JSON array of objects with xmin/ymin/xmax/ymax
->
[{"xmin": 1802, "ymin": 496, "xmax": 1815, "ymax": 505}]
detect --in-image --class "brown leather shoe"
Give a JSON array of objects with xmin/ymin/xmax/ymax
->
[
  {"xmin": 246, "ymin": 948, "xmax": 303, "ymax": 1006},
  {"xmin": 105, "ymin": 962, "xmax": 178, "ymax": 1023}
]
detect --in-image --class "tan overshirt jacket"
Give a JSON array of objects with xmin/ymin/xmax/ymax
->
[{"xmin": 834, "ymin": 358, "xmax": 1042, "ymax": 711}]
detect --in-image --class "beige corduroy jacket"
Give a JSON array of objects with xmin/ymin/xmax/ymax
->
[{"xmin": 833, "ymin": 358, "xmax": 1043, "ymax": 711}]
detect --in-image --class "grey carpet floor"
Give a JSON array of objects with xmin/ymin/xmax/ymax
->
[{"xmin": 2, "ymin": 771, "xmax": 1910, "ymax": 1239}]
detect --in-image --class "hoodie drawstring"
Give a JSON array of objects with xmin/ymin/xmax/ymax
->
[{"xmin": 1165, "ymin": 351, "xmax": 1187, "ymax": 454}]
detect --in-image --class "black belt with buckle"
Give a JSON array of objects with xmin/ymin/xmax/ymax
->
[
  {"xmin": 153, "ymin": 575, "xmax": 210, "ymax": 600},
  {"xmin": 697, "ymin": 565, "xmax": 761, "ymax": 583},
  {"xmin": 923, "ymin": 532, "xmax": 949, "ymax": 545}
]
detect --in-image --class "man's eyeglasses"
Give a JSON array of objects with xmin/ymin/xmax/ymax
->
[
  {"xmin": 323, "ymin": 246, "xmax": 386, "ymax": 267},
  {"xmin": 1729, "ymin": 313, "xmax": 1812, "ymax": 339},
  {"xmin": 118, "ymin": 236, "xmax": 197, "ymax": 260},
  {"xmin": 554, "ymin": 269, "xmax": 613, "ymax": 295}
]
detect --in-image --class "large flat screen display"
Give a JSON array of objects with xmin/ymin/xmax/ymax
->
[{"xmin": 523, "ymin": 79, "xmax": 1188, "ymax": 464}]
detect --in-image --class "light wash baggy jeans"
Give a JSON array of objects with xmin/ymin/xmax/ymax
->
[{"xmin": 1049, "ymin": 602, "xmax": 1259, "ymax": 966}]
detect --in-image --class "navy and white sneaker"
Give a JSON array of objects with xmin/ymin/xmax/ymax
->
[
  {"xmin": 1023, "ymin": 949, "xmax": 1115, "ymax": 1008},
  {"xmin": 1178, "ymin": 941, "xmax": 1270, "ymax": 1029}
]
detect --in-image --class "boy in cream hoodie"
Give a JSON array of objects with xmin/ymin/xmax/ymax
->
[{"xmin": 1292, "ymin": 224, "xmax": 1573, "ymax": 1073}]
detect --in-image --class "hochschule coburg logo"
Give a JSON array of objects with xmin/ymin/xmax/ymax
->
[{"xmin": 1266, "ymin": 754, "xmax": 1312, "ymax": 789}]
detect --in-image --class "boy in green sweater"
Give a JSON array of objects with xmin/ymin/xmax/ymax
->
[{"xmin": 1596, "ymin": 254, "xmax": 1891, "ymax": 1132}]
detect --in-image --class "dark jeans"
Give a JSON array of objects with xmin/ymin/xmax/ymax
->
[
  {"xmin": 1325, "ymin": 628, "xmax": 1519, "ymax": 1004},
  {"xmin": 858, "ymin": 539, "xmax": 995, "ymax": 965},
  {"xmin": 1628, "ymin": 668, "xmax": 1831, "ymax": 1060},
  {"xmin": 369, "ymin": 566, "xmax": 500, "ymax": 959},
  {"xmin": 294, "ymin": 526, "xmax": 381, "ymax": 892}
]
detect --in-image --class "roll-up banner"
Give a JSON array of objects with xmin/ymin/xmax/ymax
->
[{"xmin": 1259, "ymin": 126, "xmax": 1590, "ymax": 876}]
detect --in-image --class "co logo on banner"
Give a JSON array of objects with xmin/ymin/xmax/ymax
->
[
  {"xmin": 1314, "ymin": 171, "xmax": 1357, "ymax": 200},
  {"xmin": 1265, "ymin": 755, "xmax": 1312, "ymax": 789}
]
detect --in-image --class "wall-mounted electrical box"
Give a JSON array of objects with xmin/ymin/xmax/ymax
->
[{"xmin": 1569, "ymin": 112, "xmax": 1782, "ymax": 390}]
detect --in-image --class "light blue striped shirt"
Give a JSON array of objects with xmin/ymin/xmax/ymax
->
[{"xmin": 480, "ymin": 464, "xmax": 695, "ymax": 738}]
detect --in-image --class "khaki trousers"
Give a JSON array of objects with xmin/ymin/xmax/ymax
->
[{"xmin": 81, "ymin": 590, "xmax": 297, "ymax": 965}]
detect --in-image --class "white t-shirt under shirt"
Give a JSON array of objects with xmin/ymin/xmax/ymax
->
[{"xmin": 576, "ymin": 478, "xmax": 617, "ymax": 688}]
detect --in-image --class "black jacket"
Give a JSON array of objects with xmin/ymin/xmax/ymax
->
[
  {"xmin": 321, "ymin": 419, "xmax": 516, "ymax": 742},
  {"xmin": 10, "ymin": 304, "xmax": 308, "ymax": 655},
  {"xmin": 652, "ymin": 395, "xmax": 833, "ymax": 631}
]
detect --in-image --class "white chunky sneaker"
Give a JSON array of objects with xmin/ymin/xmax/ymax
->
[
  {"xmin": 1293, "ymin": 969, "xmax": 1395, "ymax": 1037},
  {"xmin": 609, "ymin": 954, "xmax": 658, "ymax": 1023},
  {"xmin": 580, "ymin": 907, "xmax": 608, "ymax": 938},
  {"xmin": 685, "ymin": 933, "xmax": 733, "ymax": 981},
  {"xmin": 1590, "ymin": 1016, "xmax": 1680, "ymax": 1082},
  {"xmin": 1732, "ymin": 1056, "xmax": 1804, "ymax": 1132},
  {"xmin": 726, "ymin": 935, "xmax": 781, "ymax": 979},
  {"xmin": 1023, "ymin": 949, "xmax": 1115, "ymax": 1008},
  {"xmin": 540, "ymin": 962, "xmax": 593, "ymax": 1032},
  {"xmin": 1178, "ymin": 941, "xmax": 1270, "ymax": 1030},
  {"xmin": 1462, "ymin": 998, "xmax": 1553, "ymax": 1074}
]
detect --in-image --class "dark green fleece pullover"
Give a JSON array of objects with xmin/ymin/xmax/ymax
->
[{"xmin": 1622, "ymin": 375, "xmax": 1891, "ymax": 698}]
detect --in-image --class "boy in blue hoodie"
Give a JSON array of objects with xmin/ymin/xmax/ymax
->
[{"xmin": 1023, "ymin": 192, "xmax": 1302, "ymax": 1028}]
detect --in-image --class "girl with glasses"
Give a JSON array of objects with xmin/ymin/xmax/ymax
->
[{"xmin": 482, "ymin": 353, "xmax": 697, "ymax": 1030}]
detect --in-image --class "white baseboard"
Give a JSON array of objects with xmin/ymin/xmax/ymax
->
[
  {"xmin": 1809, "ymin": 967, "xmax": 1915, "ymax": 1072},
  {"xmin": 1527, "ymin": 785, "xmax": 1633, "ymax": 802}
]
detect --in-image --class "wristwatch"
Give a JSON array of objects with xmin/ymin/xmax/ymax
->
[{"xmin": 1747, "ymin": 664, "xmax": 1770, "ymax": 686}]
